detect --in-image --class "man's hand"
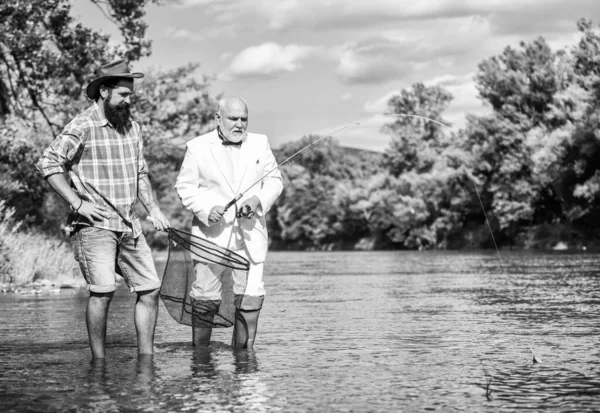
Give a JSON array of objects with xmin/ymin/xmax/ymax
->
[
  {"xmin": 209, "ymin": 205, "xmax": 225, "ymax": 223},
  {"xmin": 149, "ymin": 207, "xmax": 170, "ymax": 232},
  {"xmin": 238, "ymin": 195, "xmax": 261, "ymax": 219},
  {"xmin": 77, "ymin": 200, "xmax": 109, "ymax": 222}
]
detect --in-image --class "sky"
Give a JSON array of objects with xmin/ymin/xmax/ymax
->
[{"xmin": 71, "ymin": 0, "xmax": 599, "ymax": 152}]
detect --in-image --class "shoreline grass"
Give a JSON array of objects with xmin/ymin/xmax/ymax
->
[{"xmin": 1, "ymin": 200, "xmax": 84, "ymax": 291}]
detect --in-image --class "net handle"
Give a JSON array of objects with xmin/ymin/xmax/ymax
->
[{"xmin": 146, "ymin": 217, "xmax": 250, "ymax": 269}]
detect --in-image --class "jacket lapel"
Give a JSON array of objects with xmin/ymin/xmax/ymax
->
[
  {"xmin": 208, "ymin": 131, "xmax": 235, "ymax": 194},
  {"xmin": 235, "ymin": 135, "xmax": 253, "ymax": 195}
]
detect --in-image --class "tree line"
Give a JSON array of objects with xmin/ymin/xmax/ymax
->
[{"xmin": 1, "ymin": 1, "xmax": 600, "ymax": 251}]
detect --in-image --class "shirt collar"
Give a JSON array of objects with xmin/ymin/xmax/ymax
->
[{"xmin": 90, "ymin": 102, "xmax": 110, "ymax": 127}]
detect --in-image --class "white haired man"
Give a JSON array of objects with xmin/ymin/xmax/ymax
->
[{"xmin": 175, "ymin": 97, "xmax": 283, "ymax": 348}]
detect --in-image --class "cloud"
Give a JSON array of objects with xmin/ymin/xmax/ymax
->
[
  {"xmin": 227, "ymin": 42, "xmax": 316, "ymax": 79},
  {"xmin": 164, "ymin": 26, "xmax": 204, "ymax": 42},
  {"xmin": 247, "ymin": 0, "xmax": 595, "ymax": 35},
  {"xmin": 336, "ymin": 38, "xmax": 413, "ymax": 84},
  {"xmin": 334, "ymin": 16, "xmax": 494, "ymax": 85},
  {"xmin": 169, "ymin": 0, "xmax": 596, "ymax": 42}
]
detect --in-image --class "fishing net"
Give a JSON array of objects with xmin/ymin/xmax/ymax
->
[{"xmin": 159, "ymin": 227, "xmax": 250, "ymax": 328}]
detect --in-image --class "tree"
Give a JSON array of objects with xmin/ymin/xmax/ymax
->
[
  {"xmin": 382, "ymin": 83, "xmax": 453, "ymax": 176},
  {"xmin": 463, "ymin": 18, "xmax": 600, "ymax": 247},
  {"xmin": 0, "ymin": 0, "xmax": 165, "ymax": 134},
  {"xmin": 475, "ymin": 37, "xmax": 560, "ymax": 129}
]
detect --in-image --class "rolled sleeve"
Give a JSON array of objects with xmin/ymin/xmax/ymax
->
[{"xmin": 36, "ymin": 132, "xmax": 83, "ymax": 178}]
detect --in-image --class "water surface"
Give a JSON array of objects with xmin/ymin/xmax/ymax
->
[{"xmin": 1, "ymin": 251, "xmax": 600, "ymax": 412}]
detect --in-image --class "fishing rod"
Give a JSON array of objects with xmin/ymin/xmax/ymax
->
[
  {"xmin": 222, "ymin": 113, "xmax": 505, "ymax": 271},
  {"xmin": 222, "ymin": 120, "xmax": 360, "ymax": 212}
]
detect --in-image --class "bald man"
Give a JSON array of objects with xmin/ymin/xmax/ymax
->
[{"xmin": 175, "ymin": 97, "xmax": 283, "ymax": 348}]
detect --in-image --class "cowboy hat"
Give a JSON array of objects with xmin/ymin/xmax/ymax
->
[{"xmin": 86, "ymin": 59, "xmax": 144, "ymax": 100}]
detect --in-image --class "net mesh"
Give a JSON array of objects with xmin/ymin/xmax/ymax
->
[{"xmin": 159, "ymin": 227, "xmax": 250, "ymax": 328}]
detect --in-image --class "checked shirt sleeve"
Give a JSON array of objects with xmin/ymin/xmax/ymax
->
[{"xmin": 36, "ymin": 129, "xmax": 85, "ymax": 178}]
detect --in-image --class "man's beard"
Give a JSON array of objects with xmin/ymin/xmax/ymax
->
[
  {"xmin": 219, "ymin": 127, "xmax": 246, "ymax": 143},
  {"xmin": 104, "ymin": 100, "xmax": 132, "ymax": 134},
  {"xmin": 226, "ymin": 130, "xmax": 246, "ymax": 143}
]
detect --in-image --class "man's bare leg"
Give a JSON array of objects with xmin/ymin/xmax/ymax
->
[
  {"xmin": 134, "ymin": 289, "xmax": 159, "ymax": 355},
  {"xmin": 86, "ymin": 291, "xmax": 115, "ymax": 359}
]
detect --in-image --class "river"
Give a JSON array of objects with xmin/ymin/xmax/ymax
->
[{"xmin": 1, "ymin": 250, "xmax": 599, "ymax": 412}]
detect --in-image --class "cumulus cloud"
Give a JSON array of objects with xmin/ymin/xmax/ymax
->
[
  {"xmin": 205, "ymin": 0, "xmax": 589, "ymax": 33},
  {"xmin": 227, "ymin": 42, "xmax": 316, "ymax": 78},
  {"xmin": 334, "ymin": 16, "xmax": 494, "ymax": 85},
  {"xmin": 336, "ymin": 38, "xmax": 413, "ymax": 84},
  {"xmin": 170, "ymin": 0, "xmax": 596, "ymax": 44}
]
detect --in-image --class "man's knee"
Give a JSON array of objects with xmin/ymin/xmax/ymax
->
[
  {"xmin": 235, "ymin": 294, "xmax": 264, "ymax": 312},
  {"xmin": 137, "ymin": 288, "xmax": 160, "ymax": 304},
  {"xmin": 191, "ymin": 298, "xmax": 221, "ymax": 316},
  {"xmin": 90, "ymin": 291, "xmax": 115, "ymax": 305}
]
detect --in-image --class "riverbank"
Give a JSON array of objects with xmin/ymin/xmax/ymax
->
[
  {"xmin": 2, "ymin": 222, "xmax": 596, "ymax": 294},
  {"xmin": 1, "ymin": 248, "xmax": 169, "ymax": 295},
  {"xmin": 0, "ymin": 279, "xmax": 85, "ymax": 295}
]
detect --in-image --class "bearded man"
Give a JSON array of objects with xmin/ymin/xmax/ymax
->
[{"xmin": 37, "ymin": 60, "xmax": 170, "ymax": 359}]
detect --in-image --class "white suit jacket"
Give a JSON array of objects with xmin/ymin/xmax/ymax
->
[{"xmin": 175, "ymin": 129, "xmax": 283, "ymax": 263}]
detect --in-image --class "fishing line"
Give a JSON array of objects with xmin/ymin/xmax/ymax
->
[{"xmin": 225, "ymin": 113, "xmax": 505, "ymax": 271}]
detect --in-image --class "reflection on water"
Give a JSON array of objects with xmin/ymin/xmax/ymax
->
[{"xmin": 1, "ymin": 251, "xmax": 600, "ymax": 412}]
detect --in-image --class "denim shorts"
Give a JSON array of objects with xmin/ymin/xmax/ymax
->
[{"xmin": 71, "ymin": 226, "xmax": 161, "ymax": 293}]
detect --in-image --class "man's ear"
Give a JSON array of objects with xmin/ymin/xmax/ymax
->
[{"xmin": 99, "ymin": 85, "xmax": 109, "ymax": 100}]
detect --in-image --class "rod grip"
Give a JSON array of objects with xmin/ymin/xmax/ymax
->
[{"xmin": 223, "ymin": 193, "xmax": 243, "ymax": 212}]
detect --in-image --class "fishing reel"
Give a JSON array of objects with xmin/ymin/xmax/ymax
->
[{"xmin": 236, "ymin": 205, "xmax": 255, "ymax": 219}]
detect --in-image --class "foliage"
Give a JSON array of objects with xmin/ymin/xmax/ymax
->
[
  {"xmin": 0, "ymin": 199, "xmax": 79, "ymax": 286},
  {"xmin": 0, "ymin": 117, "xmax": 50, "ymax": 223},
  {"xmin": 271, "ymin": 139, "xmax": 383, "ymax": 249},
  {"xmin": 462, "ymin": 18, "xmax": 600, "ymax": 243},
  {"xmin": 0, "ymin": 0, "xmax": 165, "ymax": 132}
]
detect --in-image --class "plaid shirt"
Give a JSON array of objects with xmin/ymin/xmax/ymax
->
[{"xmin": 37, "ymin": 102, "xmax": 147, "ymax": 237}]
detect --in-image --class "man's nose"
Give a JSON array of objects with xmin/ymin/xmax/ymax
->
[{"xmin": 124, "ymin": 96, "xmax": 131, "ymax": 104}]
